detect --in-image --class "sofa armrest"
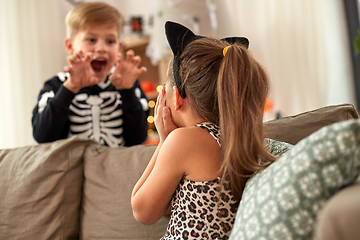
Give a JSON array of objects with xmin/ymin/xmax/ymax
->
[{"xmin": 263, "ymin": 104, "xmax": 359, "ymax": 145}]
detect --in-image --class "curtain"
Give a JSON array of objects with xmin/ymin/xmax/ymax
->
[
  {"xmin": 0, "ymin": 0, "xmax": 67, "ymax": 148},
  {"xmin": 343, "ymin": 0, "xmax": 360, "ymax": 110},
  {"xmin": 225, "ymin": 0, "xmax": 356, "ymax": 117}
]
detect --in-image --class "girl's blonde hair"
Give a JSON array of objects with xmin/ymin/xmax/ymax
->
[
  {"xmin": 173, "ymin": 37, "xmax": 276, "ymax": 202},
  {"xmin": 65, "ymin": 2, "xmax": 124, "ymax": 39}
]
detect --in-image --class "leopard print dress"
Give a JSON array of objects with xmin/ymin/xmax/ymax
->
[{"xmin": 161, "ymin": 123, "xmax": 238, "ymax": 240}]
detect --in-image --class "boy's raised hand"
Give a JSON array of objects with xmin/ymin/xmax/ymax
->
[
  {"xmin": 63, "ymin": 51, "xmax": 100, "ymax": 93},
  {"xmin": 109, "ymin": 50, "xmax": 147, "ymax": 90}
]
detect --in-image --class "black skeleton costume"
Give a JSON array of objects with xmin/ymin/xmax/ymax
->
[{"xmin": 32, "ymin": 72, "xmax": 149, "ymax": 147}]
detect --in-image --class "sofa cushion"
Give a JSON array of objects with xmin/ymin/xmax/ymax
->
[
  {"xmin": 230, "ymin": 119, "xmax": 360, "ymax": 240},
  {"xmin": 0, "ymin": 137, "xmax": 95, "ymax": 240},
  {"xmin": 81, "ymin": 144, "xmax": 169, "ymax": 240},
  {"xmin": 263, "ymin": 103, "xmax": 359, "ymax": 145}
]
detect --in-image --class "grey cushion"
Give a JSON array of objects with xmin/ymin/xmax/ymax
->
[
  {"xmin": 263, "ymin": 104, "xmax": 359, "ymax": 145},
  {"xmin": 81, "ymin": 144, "xmax": 169, "ymax": 240},
  {"xmin": 0, "ymin": 137, "xmax": 94, "ymax": 240}
]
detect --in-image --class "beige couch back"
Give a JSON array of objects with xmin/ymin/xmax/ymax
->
[{"xmin": 0, "ymin": 104, "xmax": 358, "ymax": 240}]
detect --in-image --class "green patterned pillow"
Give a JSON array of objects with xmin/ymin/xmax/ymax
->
[
  {"xmin": 264, "ymin": 138, "xmax": 293, "ymax": 157},
  {"xmin": 230, "ymin": 119, "xmax": 360, "ymax": 240}
]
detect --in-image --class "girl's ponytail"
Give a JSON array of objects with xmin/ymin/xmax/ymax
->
[
  {"xmin": 218, "ymin": 44, "xmax": 276, "ymax": 202},
  {"xmin": 174, "ymin": 36, "xmax": 276, "ymax": 202}
]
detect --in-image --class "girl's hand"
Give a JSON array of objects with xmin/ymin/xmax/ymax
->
[
  {"xmin": 109, "ymin": 50, "xmax": 147, "ymax": 90},
  {"xmin": 63, "ymin": 51, "xmax": 100, "ymax": 93},
  {"xmin": 154, "ymin": 87, "xmax": 177, "ymax": 143}
]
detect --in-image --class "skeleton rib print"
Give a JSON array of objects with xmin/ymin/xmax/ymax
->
[{"xmin": 68, "ymin": 90, "xmax": 124, "ymax": 147}]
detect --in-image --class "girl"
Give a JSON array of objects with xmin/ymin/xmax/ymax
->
[{"xmin": 131, "ymin": 21, "xmax": 276, "ymax": 239}]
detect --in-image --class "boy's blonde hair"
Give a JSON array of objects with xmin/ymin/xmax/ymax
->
[{"xmin": 65, "ymin": 2, "xmax": 124, "ymax": 39}]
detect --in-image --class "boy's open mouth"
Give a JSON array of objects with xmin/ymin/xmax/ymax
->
[{"xmin": 91, "ymin": 59, "xmax": 107, "ymax": 73}]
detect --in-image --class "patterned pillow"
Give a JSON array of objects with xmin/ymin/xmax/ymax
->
[
  {"xmin": 230, "ymin": 119, "xmax": 360, "ymax": 240},
  {"xmin": 264, "ymin": 138, "xmax": 293, "ymax": 157}
]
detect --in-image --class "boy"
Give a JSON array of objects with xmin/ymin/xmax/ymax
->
[{"xmin": 32, "ymin": 2, "xmax": 149, "ymax": 147}]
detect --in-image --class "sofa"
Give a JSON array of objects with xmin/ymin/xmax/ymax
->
[{"xmin": 0, "ymin": 103, "xmax": 358, "ymax": 240}]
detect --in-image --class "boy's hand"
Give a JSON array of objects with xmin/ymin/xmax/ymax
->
[
  {"xmin": 109, "ymin": 50, "xmax": 147, "ymax": 90},
  {"xmin": 63, "ymin": 51, "xmax": 100, "ymax": 93}
]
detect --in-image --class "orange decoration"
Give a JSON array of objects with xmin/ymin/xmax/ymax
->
[
  {"xmin": 264, "ymin": 98, "xmax": 274, "ymax": 113},
  {"xmin": 140, "ymin": 80, "xmax": 156, "ymax": 94}
]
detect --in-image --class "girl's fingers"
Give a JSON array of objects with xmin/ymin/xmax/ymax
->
[
  {"xmin": 158, "ymin": 87, "xmax": 166, "ymax": 106},
  {"xmin": 154, "ymin": 88, "xmax": 162, "ymax": 116},
  {"xmin": 162, "ymin": 106, "xmax": 175, "ymax": 132},
  {"xmin": 155, "ymin": 87, "xmax": 165, "ymax": 117}
]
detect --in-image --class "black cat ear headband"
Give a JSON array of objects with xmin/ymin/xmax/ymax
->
[{"xmin": 165, "ymin": 21, "xmax": 249, "ymax": 98}]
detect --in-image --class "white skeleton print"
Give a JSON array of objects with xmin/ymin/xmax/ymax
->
[
  {"xmin": 69, "ymin": 91, "xmax": 124, "ymax": 147},
  {"xmin": 33, "ymin": 72, "xmax": 149, "ymax": 147}
]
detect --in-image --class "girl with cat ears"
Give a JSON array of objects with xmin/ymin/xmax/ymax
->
[{"xmin": 132, "ymin": 21, "xmax": 276, "ymax": 239}]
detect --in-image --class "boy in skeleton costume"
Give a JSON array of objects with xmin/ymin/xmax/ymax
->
[{"xmin": 32, "ymin": 2, "xmax": 149, "ymax": 147}]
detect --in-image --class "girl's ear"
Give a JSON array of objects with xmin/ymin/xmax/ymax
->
[
  {"xmin": 64, "ymin": 38, "xmax": 74, "ymax": 54},
  {"xmin": 173, "ymin": 86, "xmax": 184, "ymax": 111}
]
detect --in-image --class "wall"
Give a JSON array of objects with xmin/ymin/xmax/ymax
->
[
  {"xmin": 226, "ymin": 0, "xmax": 355, "ymax": 117},
  {"xmin": 0, "ymin": 0, "xmax": 356, "ymax": 148}
]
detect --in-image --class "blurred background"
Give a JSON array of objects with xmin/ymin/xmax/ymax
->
[{"xmin": 0, "ymin": 0, "xmax": 359, "ymax": 148}]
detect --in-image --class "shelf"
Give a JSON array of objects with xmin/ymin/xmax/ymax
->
[{"xmin": 123, "ymin": 37, "xmax": 149, "ymax": 49}]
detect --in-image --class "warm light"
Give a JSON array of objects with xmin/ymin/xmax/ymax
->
[
  {"xmin": 124, "ymin": 36, "xmax": 131, "ymax": 44},
  {"xmin": 148, "ymin": 100, "xmax": 156, "ymax": 108},
  {"xmin": 156, "ymin": 85, "xmax": 163, "ymax": 92},
  {"xmin": 264, "ymin": 98, "xmax": 274, "ymax": 112},
  {"xmin": 147, "ymin": 129, "xmax": 154, "ymax": 136},
  {"xmin": 147, "ymin": 116, "xmax": 154, "ymax": 123}
]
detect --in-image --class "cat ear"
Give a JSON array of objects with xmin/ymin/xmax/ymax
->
[
  {"xmin": 165, "ymin": 21, "xmax": 198, "ymax": 57},
  {"xmin": 221, "ymin": 37, "xmax": 249, "ymax": 49},
  {"xmin": 165, "ymin": 21, "xmax": 200, "ymax": 98}
]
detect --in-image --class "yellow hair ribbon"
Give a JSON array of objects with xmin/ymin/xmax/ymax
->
[{"xmin": 223, "ymin": 46, "xmax": 231, "ymax": 56}]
